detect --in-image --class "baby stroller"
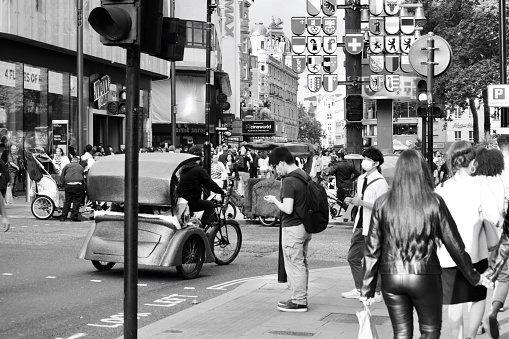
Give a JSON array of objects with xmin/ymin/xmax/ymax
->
[{"xmin": 26, "ymin": 152, "xmax": 63, "ymax": 219}]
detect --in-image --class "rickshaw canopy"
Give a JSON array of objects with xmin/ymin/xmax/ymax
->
[{"xmin": 87, "ymin": 153, "xmax": 199, "ymax": 205}]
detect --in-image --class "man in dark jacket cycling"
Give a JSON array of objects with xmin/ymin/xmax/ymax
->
[{"xmin": 177, "ymin": 146, "xmax": 224, "ymax": 226}]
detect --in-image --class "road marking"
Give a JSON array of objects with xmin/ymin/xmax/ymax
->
[
  {"xmin": 184, "ymin": 287, "xmax": 195, "ymax": 290},
  {"xmin": 88, "ymin": 312, "xmax": 150, "ymax": 328},
  {"xmin": 90, "ymin": 280, "xmax": 102, "ymax": 283},
  {"xmin": 21, "ymin": 226, "xmax": 27, "ymax": 228},
  {"xmin": 2, "ymin": 273, "xmax": 13, "ymax": 276},
  {"xmin": 207, "ymin": 275, "xmax": 275, "ymax": 290},
  {"xmin": 55, "ymin": 333, "xmax": 87, "ymax": 339},
  {"xmin": 46, "ymin": 276, "xmax": 57, "ymax": 279},
  {"xmin": 145, "ymin": 294, "xmax": 198, "ymax": 308},
  {"xmin": 137, "ymin": 283, "xmax": 147, "ymax": 286}
]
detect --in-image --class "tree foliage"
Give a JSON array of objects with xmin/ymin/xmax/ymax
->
[
  {"xmin": 297, "ymin": 103, "xmax": 324, "ymax": 145},
  {"xmin": 420, "ymin": 0, "xmax": 504, "ymax": 142}
]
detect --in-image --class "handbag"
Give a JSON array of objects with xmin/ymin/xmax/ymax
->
[{"xmin": 356, "ymin": 305, "xmax": 379, "ymax": 339}]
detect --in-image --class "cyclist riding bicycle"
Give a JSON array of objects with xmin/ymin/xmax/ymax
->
[{"xmin": 177, "ymin": 146, "xmax": 225, "ymax": 227}]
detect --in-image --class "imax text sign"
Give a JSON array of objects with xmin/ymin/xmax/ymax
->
[{"xmin": 488, "ymin": 85, "xmax": 509, "ymax": 107}]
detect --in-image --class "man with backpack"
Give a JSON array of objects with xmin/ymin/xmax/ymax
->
[
  {"xmin": 265, "ymin": 147, "xmax": 312, "ymax": 312},
  {"xmin": 342, "ymin": 146, "xmax": 388, "ymax": 302}
]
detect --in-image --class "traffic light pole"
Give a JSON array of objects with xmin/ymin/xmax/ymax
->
[
  {"xmin": 427, "ymin": 36, "xmax": 435, "ymax": 169},
  {"xmin": 124, "ymin": 45, "xmax": 140, "ymax": 339},
  {"xmin": 500, "ymin": 0, "xmax": 508, "ymax": 127},
  {"xmin": 170, "ymin": 0, "xmax": 177, "ymax": 147},
  {"xmin": 204, "ymin": 0, "xmax": 213, "ymax": 174}
]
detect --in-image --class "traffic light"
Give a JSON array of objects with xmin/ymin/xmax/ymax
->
[
  {"xmin": 88, "ymin": 0, "xmax": 163, "ymax": 54},
  {"xmin": 158, "ymin": 18, "xmax": 187, "ymax": 62},
  {"xmin": 433, "ymin": 104, "xmax": 445, "ymax": 119},
  {"xmin": 118, "ymin": 88, "xmax": 127, "ymax": 114},
  {"xmin": 416, "ymin": 80, "xmax": 427, "ymax": 118}
]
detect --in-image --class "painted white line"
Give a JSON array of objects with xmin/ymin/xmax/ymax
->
[
  {"xmin": 34, "ymin": 225, "xmax": 39, "ymax": 227},
  {"xmin": 90, "ymin": 280, "xmax": 102, "ymax": 283},
  {"xmin": 46, "ymin": 276, "xmax": 57, "ymax": 279},
  {"xmin": 21, "ymin": 226, "xmax": 27, "ymax": 228},
  {"xmin": 10, "ymin": 226, "xmax": 15, "ymax": 229},
  {"xmin": 137, "ymin": 283, "xmax": 147, "ymax": 286},
  {"xmin": 2, "ymin": 273, "xmax": 13, "ymax": 276},
  {"xmin": 207, "ymin": 275, "xmax": 275, "ymax": 290},
  {"xmin": 45, "ymin": 224, "xmax": 50, "ymax": 226},
  {"xmin": 184, "ymin": 287, "xmax": 195, "ymax": 290},
  {"xmin": 55, "ymin": 333, "xmax": 87, "ymax": 339}
]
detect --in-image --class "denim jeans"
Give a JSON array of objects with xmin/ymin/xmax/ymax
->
[
  {"xmin": 347, "ymin": 227, "xmax": 381, "ymax": 292},
  {"xmin": 282, "ymin": 224, "xmax": 312, "ymax": 305},
  {"xmin": 489, "ymin": 248, "xmax": 509, "ymax": 305}
]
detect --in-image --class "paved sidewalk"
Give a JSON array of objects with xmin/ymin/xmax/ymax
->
[{"xmin": 132, "ymin": 266, "xmax": 509, "ymax": 339}]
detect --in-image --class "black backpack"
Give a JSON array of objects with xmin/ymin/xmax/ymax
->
[{"xmin": 288, "ymin": 173, "xmax": 329, "ymax": 233}]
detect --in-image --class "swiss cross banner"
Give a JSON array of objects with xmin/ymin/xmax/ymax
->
[{"xmin": 344, "ymin": 34, "xmax": 364, "ymax": 55}]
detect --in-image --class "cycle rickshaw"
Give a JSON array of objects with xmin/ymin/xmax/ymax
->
[{"xmin": 77, "ymin": 153, "xmax": 242, "ymax": 279}]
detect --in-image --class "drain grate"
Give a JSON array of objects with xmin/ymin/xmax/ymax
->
[
  {"xmin": 268, "ymin": 330, "xmax": 316, "ymax": 337},
  {"xmin": 321, "ymin": 313, "xmax": 390, "ymax": 325}
]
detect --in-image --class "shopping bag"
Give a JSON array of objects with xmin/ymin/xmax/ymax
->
[
  {"xmin": 356, "ymin": 305, "xmax": 379, "ymax": 339},
  {"xmin": 5, "ymin": 186, "xmax": 13, "ymax": 204}
]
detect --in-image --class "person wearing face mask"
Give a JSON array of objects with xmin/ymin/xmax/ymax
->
[{"xmin": 341, "ymin": 146, "xmax": 389, "ymax": 302}]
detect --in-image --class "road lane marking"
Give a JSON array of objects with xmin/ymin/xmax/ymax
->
[
  {"xmin": 207, "ymin": 274, "xmax": 276, "ymax": 290},
  {"xmin": 46, "ymin": 276, "xmax": 57, "ymax": 279},
  {"xmin": 55, "ymin": 333, "xmax": 87, "ymax": 339},
  {"xmin": 137, "ymin": 283, "xmax": 147, "ymax": 286},
  {"xmin": 2, "ymin": 273, "xmax": 13, "ymax": 276},
  {"xmin": 90, "ymin": 280, "xmax": 102, "ymax": 283},
  {"xmin": 145, "ymin": 294, "xmax": 198, "ymax": 308},
  {"xmin": 184, "ymin": 287, "xmax": 195, "ymax": 290},
  {"xmin": 87, "ymin": 312, "xmax": 150, "ymax": 328}
]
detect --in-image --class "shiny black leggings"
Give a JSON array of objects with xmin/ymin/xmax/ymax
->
[{"xmin": 382, "ymin": 274, "xmax": 442, "ymax": 339}]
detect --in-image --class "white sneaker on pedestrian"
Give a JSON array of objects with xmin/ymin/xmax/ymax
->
[
  {"xmin": 373, "ymin": 292, "xmax": 383, "ymax": 303},
  {"xmin": 341, "ymin": 288, "xmax": 361, "ymax": 299}
]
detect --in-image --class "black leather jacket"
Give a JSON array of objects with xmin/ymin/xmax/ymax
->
[{"xmin": 362, "ymin": 193, "xmax": 481, "ymax": 298}]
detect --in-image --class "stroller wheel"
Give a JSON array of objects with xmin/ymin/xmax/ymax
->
[{"xmin": 31, "ymin": 196, "xmax": 55, "ymax": 220}]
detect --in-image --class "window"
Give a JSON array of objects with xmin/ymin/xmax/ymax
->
[
  {"xmin": 454, "ymin": 131, "xmax": 461, "ymax": 140},
  {"xmin": 393, "ymin": 123, "xmax": 417, "ymax": 135},
  {"xmin": 185, "ymin": 21, "xmax": 214, "ymax": 48},
  {"xmin": 454, "ymin": 107, "xmax": 462, "ymax": 119},
  {"xmin": 468, "ymin": 131, "xmax": 474, "ymax": 142}
]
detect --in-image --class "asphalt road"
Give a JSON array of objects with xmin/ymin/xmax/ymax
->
[{"xmin": 0, "ymin": 211, "xmax": 351, "ymax": 339}]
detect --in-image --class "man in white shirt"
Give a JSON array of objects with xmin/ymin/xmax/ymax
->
[
  {"xmin": 81, "ymin": 144, "xmax": 95, "ymax": 173},
  {"xmin": 342, "ymin": 147, "xmax": 389, "ymax": 302}
]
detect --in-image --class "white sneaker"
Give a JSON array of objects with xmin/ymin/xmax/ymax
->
[
  {"xmin": 373, "ymin": 292, "xmax": 383, "ymax": 303},
  {"xmin": 341, "ymin": 288, "xmax": 361, "ymax": 299}
]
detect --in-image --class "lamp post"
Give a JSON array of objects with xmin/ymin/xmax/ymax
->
[
  {"xmin": 500, "ymin": 0, "xmax": 508, "ymax": 127},
  {"xmin": 204, "ymin": 0, "xmax": 217, "ymax": 174}
]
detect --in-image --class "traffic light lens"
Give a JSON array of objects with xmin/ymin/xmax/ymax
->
[
  {"xmin": 119, "ymin": 90, "xmax": 127, "ymax": 100},
  {"xmin": 89, "ymin": 7, "xmax": 132, "ymax": 41},
  {"xmin": 118, "ymin": 103, "xmax": 127, "ymax": 114},
  {"xmin": 418, "ymin": 93, "xmax": 427, "ymax": 102}
]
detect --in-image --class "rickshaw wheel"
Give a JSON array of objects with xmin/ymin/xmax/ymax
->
[
  {"xmin": 91, "ymin": 260, "xmax": 116, "ymax": 271},
  {"xmin": 210, "ymin": 220, "xmax": 242, "ymax": 265},
  {"xmin": 176, "ymin": 235, "xmax": 205, "ymax": 279},
  {"xmin": 31, "ymin": 196, "xmax": 55, "ymax": 220},
  {"xmin": 258, "ymin": 216, "xmax": 278, "ymax": 227}
]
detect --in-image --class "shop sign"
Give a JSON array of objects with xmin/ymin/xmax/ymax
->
[
  {"xmin": 92, "ymin": 75, "xmax": 111, "ymax": 109},
  {"xmin": 242, "ymin": 120, "xmax": 275, "ymax": 135},
  {"xmin": 175, "ymin": 124, "xmax": 206, "ymax": 135},
  {"xmin": 49, "ymin": 71, "xmax": 63, "ymax": 95},
  {"xmin": 224, "ymin": 0, "xmax": 235, "ymax": 38},
  {"xmin": 24, "ymin": 65, "xmax": 41, "ymax": 91},
  {"xmin": 0, "ymin": 61, "xmax": 16, "ymax": 87}
]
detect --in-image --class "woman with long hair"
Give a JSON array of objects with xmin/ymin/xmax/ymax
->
[
  {"xmin": 52, "ymin": 147, "xmax": 70, "ymax": 174},
  {"xmin": 436, "ymin": 141, "xmax": 502, "ymax": 339},
  {"xmin": 361, "ymin": 149, "xmax": 492, "ymax": 339}
]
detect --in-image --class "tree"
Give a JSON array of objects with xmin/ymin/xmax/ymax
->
[
  {"xmin": 420, "ymin": 0, "xmax": 504, "ymax": 143},
  {"xmin": 297, "ymin": 103, "xmax": 324, "ymax": 145}
]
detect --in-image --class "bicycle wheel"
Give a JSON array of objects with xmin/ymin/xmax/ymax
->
[
  {"xmin": 258, "ymin": 216, "xmax": 278, "ymax": 226},
  {"xmin": 221, "ymin": 201, "xmax": 237, "ymax": 219},
  {"xmin": 210, "ymin": 220, "xmax": 242, "ymax": 265},
  {"xmin": 31, "ymin": 196, "xmax": 55, "ymax": 220},
  {"xmin": 176, "ymin": 235, "xmax": 205, "ymax": 279}
]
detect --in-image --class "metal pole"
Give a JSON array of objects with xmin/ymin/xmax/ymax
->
[
  {"xmin": 500, "ymin": 0, "xmax": 508, "ymax": 127},
  {"xmin": 205, "ymin": 0, "xmax": 212, "ymax": 146},
  {"xmin": 277, "ymin": 223, "xmax": 287, "ymax": 283},
  {"xmin": 170, "ymin": 0, "xmax": 177, "ymax": 146},
  {"xmin": 77, "ymin": 0, "xmax": 83, "ymax": 155},
  {"xmin": 422, "ymin": 116, "xmax": 426, "ymax": 157},
  {"xmin": 427, "ymin": 34, "xmax": 435, "ymax": 169},
  {"xmin": 124, "ymin": 45, "xmax": 140, "ymax": 339}
]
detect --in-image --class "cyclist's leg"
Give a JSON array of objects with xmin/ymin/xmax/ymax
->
[
  {"xmin": 188, "ymin": 199, "xmax": 215, "ymax": 226},
  {"xmin": 336, "ymin": 187, "xmax": 348, "ymax": 211}
]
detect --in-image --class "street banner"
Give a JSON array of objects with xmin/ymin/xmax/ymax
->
[
  {"xmin": 323, "ymin": 55, "xmax": 338, "ymax": 73},
  {"xmin": 307, "ymin": 0, "xmax": 322, "ymax": 16},
  {"xmin": 370, "ymin": 75, "xmax": 384, "ymax": 92},
  {"xmin": 370, "ymin": 55, "xmax": 384, "ymax": 73},
  {"xmin": 369, "ymin": 36, "xmax": 384, "ymax": 53},
  {"xmin": 307, "ymin": 36, "xmax": 322, "ymax": 54},
  {"xmin": 308, "ymin": 74, "xmax": 322, "ymax": 93},
  {"xmin": 344, "ymin": 33, "xmax": 364, "ymax": 55},
  {"xmin": 385, "ymin": 55, "xmax": 400, "ymax": 73},
  {"xmin": 292, "ymin": 55, "xmax": 307, "ymax": 74},
  {"xmin": 400, "ymin": 17, "xmax": 415, "ymax": 34},
  {"xmin": 385, "ymin": 74, "xmax": 400, "ymax": 92},
  {"xmin": 307, "ymin": 17, "xmax": 321, "ymax": 35},
  {"xmin": 323, "ymin": 74, "xmax": 338, "ymax": 92},
  {"xmin": 400, "ymin": 54, "xmax": 413, "ymax": 73},
  {"xmin": 385, "ymin": 35, "xmax": 400, "ymax": 53},
  {"xmin": 307, "ymin": 55, "xmax": 322, "ymax": 73},
  {"xmin": 291, "ymin": 17, "xmax": 306, "ymax": 35},
  {"xmin": 370, "ymin": 0, "xmax": 384, "ymax": 15},
  {"xmin": 292, "ymin": 36, "xmax": 306, "ymax": 54},
  {"xmin": 323, "ymin": 16, "xmax": 337, "ymax": 35},
  {"xmin": 370, "ymin": 17, "xmax": 384, "ymax": 35},
  {"xmin": 322, "ymin": 0, "xmax": 337, "ymax": 16},
  {"xmin": 400, "ymin": 35, "xmax": 415, "ymax": 54},
  {"xmin": 384, "ymin": 16, "xmax": 400, "ymax": 34},
  {"xmin": 384, "ymin": 0, "xmax": 400, "ymax": 15},
  {"xmin": 323, "ymin": 36, "xmax": 337, "ymax": 54}
]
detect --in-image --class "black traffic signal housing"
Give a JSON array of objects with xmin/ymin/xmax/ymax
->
[
  {"xmin": 416, "ymin": 80, "xmax": 428, "ymax": 118},
  {"xmin": 158, "ymin": 18, "xmax": 187, "ymax": 62},
  {"xmin": 88, "ymin": 0, "xmax": 163, "ymax": 54},
  {"xmin": 118, "ymin": 88, "xmax": 127, "ymax": 114},
  {"xmin": 433, "ymin": 104, "xmax": 445, "ymax": 119}
]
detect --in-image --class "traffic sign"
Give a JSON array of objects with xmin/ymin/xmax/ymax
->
[
  {"xmin": 488, "ymin": 84, "xmax": 509, "ymax": 107},
  {"xmin": 409, "ymin": 34, "xmax": 452, "ymax": 77}
]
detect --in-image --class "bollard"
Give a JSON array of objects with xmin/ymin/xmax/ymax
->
[{"xmin": 277, "ymin": 222, "xmax": 287, "ymax": 283}]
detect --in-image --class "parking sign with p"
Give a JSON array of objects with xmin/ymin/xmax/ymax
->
[{"xmin": 488, "ymin": 84, "xmax": 509, "ymax": 107}]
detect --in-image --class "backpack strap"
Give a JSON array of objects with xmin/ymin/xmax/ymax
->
[{"xmin": 283, "ymin": 172, "xmax": 310, "ymax": 221}]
